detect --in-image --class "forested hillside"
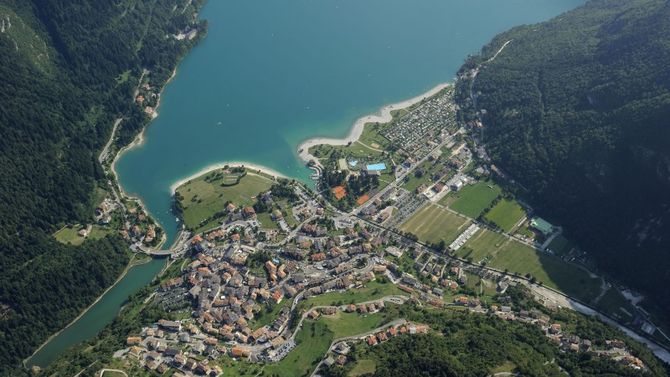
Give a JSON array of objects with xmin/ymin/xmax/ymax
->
[
  {"xmin": 456, "ymin": 0, "xmax": 670, "ymax": 323},
  {"xmin": 323, "ymin": 287, "xmax": 669, "ymax": 377},
  {"xmin": 0, "ymin": 0, "xmax": 205, "ymax": 373}
]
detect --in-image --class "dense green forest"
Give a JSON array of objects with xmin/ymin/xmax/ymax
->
[
  {"xmin": 456, "ymin": 0, "xmax": 670, "ymax": 326},
  {"xmin": 0, "ymin": 0, "xmax": 204, "ymax": 374}
]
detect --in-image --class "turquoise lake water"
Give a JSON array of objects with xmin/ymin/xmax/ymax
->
[
  {"xmin": 116, "ymin": 0, "xmax": 584, "ymax": 246},
  {"xmin": 27, "ymin": 258, "xmax": 166, "ymax": 367},
  {"xmin": 31, "ymin": 0, "xmax": 585, "ymax": 367}
]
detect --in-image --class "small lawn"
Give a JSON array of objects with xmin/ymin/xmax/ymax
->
[
  {"xmin": 257, "ymin": 212, "xmax": 279, "ymax": 230},
  {"xmin": 348, "ymin": 359, "xmax": 376, "ymax": 376},
  {"xmin": 249, "ymin": 298, "xmax": 293, "ymax": 330},
  {"xmin": 54, "ymin": 226, "xmax": 85, "ymax": 246},
  {"xmin": 266, "ymin": 310, "xmax": 399, "ymax": 377},
  {"xmin": 321, "ymin": 309, "xmax": 397, "ymax": 338},
  {"xmin": 53, "ymin": 225, "xmax": 111, "ymax": 246},
  {"xmin": 300, "ymin": 279, "xmax": 405, "ymax": 310},
  {"xmin": 484, "ymin": 199, "xmax": 526, "ymax": 232},
  {"xmin": 264, "ymin": 320, "xmax": 334, "ymax": 377}
]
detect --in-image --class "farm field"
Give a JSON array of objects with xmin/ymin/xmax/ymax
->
[
  {"xmin": 176, "ymin": 171, "xmax": 273, "ymax": 232},
  {"xmin": 446, "ymin": 181, "xmax": 501, "ymax": 218},
  {"xmin": 461, "ymin": 229, "xmax": 601, "ymax": 302},
  {"xmin": 399, "ymin": 204, "xmax": 470, "ymax": 245},
  {"xmin": 484, "ymin": 199, "xmax": 526, "ymax": 232}
]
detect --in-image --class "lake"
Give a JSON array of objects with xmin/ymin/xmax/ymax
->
[{"xmin": 115, "ymin": 0, "xmax": 584, "ymax": 246}]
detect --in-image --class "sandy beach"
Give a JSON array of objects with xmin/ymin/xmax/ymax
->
[
  {"xmin": 170, "ymin": 161, "xmax": 289, "ymax": 194},
  {"xmin": 297, "ymin": 82, "xmax": 451, "ymax": 163}
]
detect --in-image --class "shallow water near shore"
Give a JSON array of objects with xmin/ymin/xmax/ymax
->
[
  {"xmin": 31, "ymin": 0, "xmax": 585, "ymax": 367},
  {"xmin": 115, "ymin": 0, "xmax": 584, "ymax": 246}
]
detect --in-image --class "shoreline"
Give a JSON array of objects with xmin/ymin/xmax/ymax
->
[
  {"xmin": 170, "ymin": 161, "xmax": 289, "ymax": 194},
  {"xmin": 297, "ymin": 82, "xmax": 451, "ymax": 163},
  {"xmin": 24, "ymin": 255, "xmax": 155, "ymax": 367},
  {"xmin": 110, "ymin": 67, "xmax": 178, "ymax": 197}
]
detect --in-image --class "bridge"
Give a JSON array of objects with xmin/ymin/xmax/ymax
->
[{"xmin": 146, "ymin": 250, "xmax": 173, "ymax": 257}]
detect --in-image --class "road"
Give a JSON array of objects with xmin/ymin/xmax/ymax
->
[
  {"xmin": 469, "ymin": 40, "xmax": 512, "ymax": 109},
  {"xmin": 98, "ymin": 118, "xmax": 123, "ymax": 164}
]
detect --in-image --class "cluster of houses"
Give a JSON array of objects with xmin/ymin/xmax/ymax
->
[
  {"xmin": 135, "ymin": 78, "xmax": 159, "ymax": 119},
  {"xmin": 320, "ymin": 322, "xmax": 430, "ymax": 371},
  {"xmin": 488, "ymin": 305, "xmax": 647, "ymax": 371},
  {"xmin": 123, "ymin": 319, "xmax": 224, "ymax": 377},
  {"xmin": 117, "ymin": 204, "xmax": 163, "ymax": 247},
  {"xmin": 94, "ymin": 197, "xmax": 117, "ymax": 225},
  {"xmin": 115, "ymin": 187, "xmax": 422, "ymax": 375}
]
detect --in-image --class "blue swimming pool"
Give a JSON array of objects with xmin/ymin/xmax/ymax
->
[{"xmin": 366, "ymin": 163, "xmax": 387, "ymax": 171}]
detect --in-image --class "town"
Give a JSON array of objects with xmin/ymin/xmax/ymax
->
[{"xmin": 87, "ymin": 85, "xmax": 666, "ymax": 376}]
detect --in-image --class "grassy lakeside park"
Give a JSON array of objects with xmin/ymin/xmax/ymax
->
[{"xmin": 174, "ymin": 168, "xmax": 274, "ymax": 232}]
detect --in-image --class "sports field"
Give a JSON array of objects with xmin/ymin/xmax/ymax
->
[
  {"xmin": 484, "ymin": 199, "xmax": 526, "ymax": 232},
  {"xmin": 460, "ymin": 228, "xmax": 601, "ymax": 301},
  {"xmin": 399, "ymin": 204, "xmax": 470, "ymax": 245},
  {"xmin": 446, "ymin": 181, "xmax": 501, "ymax": 218},
  {"xmin": 488, "ymin": 239, "xmax": 601, "ymax": 301},
  {"xmin": 457, "ymin": 228, "xmax": 508, "ymax": 263}
]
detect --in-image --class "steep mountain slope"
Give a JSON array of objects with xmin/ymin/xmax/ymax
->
[
  {"xmin": 457, "ymin": 0, "xmax": 670, "ymax": 323},
  {"xmin": 0, "ymin": 0, "xmax": 204, "ymax": 373}
]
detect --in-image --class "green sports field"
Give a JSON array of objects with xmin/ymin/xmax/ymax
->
[
  {"xmin": 484, "ymin": 199, "xmax": 526, "ymax": 232},
  {"xmin": 399, "ymin": 204, "xmax": 470, "ymax": 245},
  {"xmin": 461, "ymin": 228, "xmax": 601, "ymax": 302},
  {"xmin": 488, "ymin": 239, "xmax": 601, "ymax": 301},
  {"xmin": 446, "ymin": 181, "xmax": 501, "ymax": 218}
]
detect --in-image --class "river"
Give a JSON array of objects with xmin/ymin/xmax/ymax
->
[
  {"xmin": 27, "ymin": 258, "xmax": 166, "ymax": 368},
  {"xmin": 29, "ymin": 0, "xmax": 584, "ymax": 367}
]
